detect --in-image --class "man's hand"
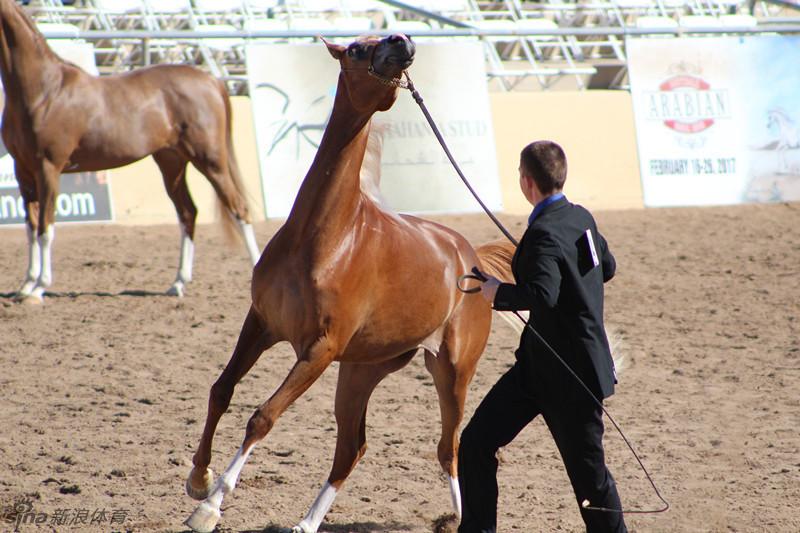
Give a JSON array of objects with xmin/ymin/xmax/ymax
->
[{"xmin": 480, "ymin": 276, "xmax": 501, "ymax": 303}]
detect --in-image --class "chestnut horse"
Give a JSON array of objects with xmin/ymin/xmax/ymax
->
[
  {"xmin": 184, "ymin": 34, "xmax": 516, "ymax": 533},
  {"xmin": 0, "ymin": 0, "xmax": 260, "ymax": 302}
]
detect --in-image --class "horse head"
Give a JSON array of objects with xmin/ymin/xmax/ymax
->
[{"xmin": 324, "ymin": 34, "xmax": 415, "ymax": 113}]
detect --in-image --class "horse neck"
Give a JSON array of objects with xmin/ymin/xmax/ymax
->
[
  {"xmin": 285, "ymin": 75, "xmax": 375, "ymax": 239},
  {"xmin": 0, "ymin": 1, "xmax": 63, "ymax": 107}
]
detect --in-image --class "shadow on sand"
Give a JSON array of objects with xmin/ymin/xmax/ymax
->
[{"xmin": 0, "ymin": 289, "xmax": 169, "ymax": 300}]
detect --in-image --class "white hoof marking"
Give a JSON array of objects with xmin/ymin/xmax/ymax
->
[
  {"xmin": 167, "ymin": 281, "xmax": 185, "ymax": 297},
  {"xmin": 184, "ymin": 501, "xmax": 221, "ymax": 533}
]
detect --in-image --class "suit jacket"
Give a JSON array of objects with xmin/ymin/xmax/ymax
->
[{"xmin": 493, "ymin": 196, "xmax": 617, "ymax": 400}]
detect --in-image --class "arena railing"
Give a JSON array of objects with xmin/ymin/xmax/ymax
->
[
  {"xmin": 35, "ymin": 21, "xmax": 800, "ymax": 91},
  {"xmin": 29, "ymin": 0, "xmax": 800, "ymax": 93}
]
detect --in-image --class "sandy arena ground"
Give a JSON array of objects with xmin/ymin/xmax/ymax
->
[{"xmin": 1, "ymin": 203, "xmax": 799, "ymax": 533}]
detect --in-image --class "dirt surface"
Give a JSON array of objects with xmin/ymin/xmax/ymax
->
[{"xmin": 1, "ymin": 203, "xmax": 799, "ymax": 533}]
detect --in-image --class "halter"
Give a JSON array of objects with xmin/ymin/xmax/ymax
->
[{"xmin": 367, "ymin": 65, "xmax": 410, "ymax": 89}]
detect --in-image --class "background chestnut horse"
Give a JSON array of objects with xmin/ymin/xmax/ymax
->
[
  {"xmin": 0, "ymin": 0, "xmax": 260, "ymax": 302},
  {"xmin": 183, "ymin": 34, "xmax": 515, "ymax": 533}
]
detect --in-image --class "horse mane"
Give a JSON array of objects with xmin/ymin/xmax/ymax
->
[
  {"xmin": 359, "ymin": 119, "xmax": 391, "ymax": 209},
  {"xmin": 10, "ymin": 1, "xmax": 76, "ymax": 67}
]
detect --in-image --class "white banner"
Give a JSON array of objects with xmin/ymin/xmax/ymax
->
[
  {"xmin": 627, "ymin": 36, "xmax": 800, "ymax": 206},
  {"xmin": 246, "ymin": 41, "xmax": 502, "ymax": 218}
]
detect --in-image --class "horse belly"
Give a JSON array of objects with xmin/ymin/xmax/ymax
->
[
  {"xmin": 339, "ymin": 308, "xmax": 449, "ymax": 363},
  {"xmin": 68, "ymin": 120, "xmax": 175, "ymax": 170},
  {"xmin": 66, "ymin": 150, "xmax": 148, "ymax": 172}
]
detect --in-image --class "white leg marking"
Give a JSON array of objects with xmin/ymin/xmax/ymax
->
[
  {"xmin": 168, "ymin": 227, "xmax": 194, "ymax": 297},
  {"xmin": 238, "ymin": 220, "xmax": 260, "ymax": 265},
  {"xmin": 37, "ymin": 225, "xmax": 54, "ymax": 289},
  {"xmin": 293, "ymin": 481, "xmax": 338, "ymax": 533},
  {"xmin": 19, "ymin": 225, "xmax": 54, "ymax": 303},
  {"xmin": 185, "ymin": 445, "xmax": 254, "ymax": 533},
  {"xmin": 450, "ymin": 476, "xmax": 462, "ymax": 518},
  {"xmin": 17, "ymin": 225, "xmax": 41, "ymax": 297}
]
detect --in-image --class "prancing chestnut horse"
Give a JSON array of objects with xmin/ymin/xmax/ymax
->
[
  {"xmin": 184, "ymin": 34, "xmax": 516, "ymax": 533},
  {"xmin": 0, "ymin": 0, "xmax": 260, "ymax": 302}
]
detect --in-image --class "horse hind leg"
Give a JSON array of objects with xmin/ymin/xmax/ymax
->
[
  {"xmin": 424, "ymin": 331, "xmax": 485, "ymax": 519},
  {"xmin": 190, "ymin": 152, "xmax": 260, "ymax": 266},
  {"xmin": 294, "ymin": 351, "xmax": 416, "ymax": 533},
  {"xmin": 186, "ymin": 332, "xmax": 340, "ymax": 533},
  {"xmin": 186, "ymin": 306, "xmax": 275, "ymax": 501},
  {"xmin": 153, "ymin": 150, "xmax": 196, "ymax": 297}
]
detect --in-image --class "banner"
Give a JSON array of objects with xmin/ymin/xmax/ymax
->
[
  {"xmin": 246, "ymin": 41, "xmax": 502, "ymax": 218},
  {"xmin": 627, "ymin": 36, "xmax": 800, "ymax": 206},
  {"xmin": 0, "ymin": 41, "xmax": 111, "ymax": 226}
]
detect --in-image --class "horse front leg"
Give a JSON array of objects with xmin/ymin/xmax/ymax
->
[
  {"xmin": 185, "ymin": 333, "xmax": 340, "ymax": 533},
  {"xmin": 186, "ymin": 307, "xmax": 275, "ymax": 500},
  {"xmin": 13, "ymin": 162, "xmax": 41, "ymax": 301},
  {"xmin": 19, "ymin": 160, "xmax": 60, "ymax": 303},
  {"xmin": 15, "ymin": 224, "xmax": 41, "ymax": 300}
]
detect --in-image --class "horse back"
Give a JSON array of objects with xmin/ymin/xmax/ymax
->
[
  {"xmin": 99, "ymin": 64, "xmax": 227, "ymax": 118},
  {"xmin": 44, "ymin": 64, "xmax": 231, "ymax": 168}
]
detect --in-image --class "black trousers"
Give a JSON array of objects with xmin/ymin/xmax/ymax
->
[{"xmin": 457, "ymin": 363, "xmax": 626, "ymax": 533}]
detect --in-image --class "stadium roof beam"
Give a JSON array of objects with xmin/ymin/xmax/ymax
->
[{"xmin": 374, "ymin": 0, "xmax": 473, "ymax": 28}]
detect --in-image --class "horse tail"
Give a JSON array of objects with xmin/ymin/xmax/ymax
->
[
  {"xmin": 475, "ymin": 238, "xmax": 522, "ymax": 336},
  {"xmin": 217, "ymin": 79, "xmax": 252, "ymax": 244},
  {"xmin": 475, "ymin": 239, "xmax": 516, "ymax": 283},
  {"xmin": 475, "ymin": 238, "xmax": 626, "ymax": 378}
]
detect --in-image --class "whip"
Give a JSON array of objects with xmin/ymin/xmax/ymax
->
[{"xmin": 403, "ymin": 73, "xmax": 669, "ymax": 516}]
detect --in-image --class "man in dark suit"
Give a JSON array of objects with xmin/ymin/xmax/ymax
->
[{"xmin": 457, "ymin": 140, "xmax": 626, "ymax": 533}]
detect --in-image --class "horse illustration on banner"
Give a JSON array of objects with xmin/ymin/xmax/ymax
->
[{"xmin": 766, "ymin": 108, "xmax": 800, "ymax": 174}]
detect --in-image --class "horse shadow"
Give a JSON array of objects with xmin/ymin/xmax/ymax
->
[
  {"xmin": 0, "ymin": 289, "xmax": 168, "ymax": 300},
  {"xmin": 173, "ymin": 521, "xmax": 420, "ymax": 533},
  {"xmin": 258, "ymin": 521, "xmax": 418, "ymax": 532}
]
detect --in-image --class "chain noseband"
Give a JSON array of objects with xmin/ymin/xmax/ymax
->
[{"xmin": 367, "ymin": 65, "xmax": 409, "ymax": 89}]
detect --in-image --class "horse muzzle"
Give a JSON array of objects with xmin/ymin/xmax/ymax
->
[{"xmin": 375, "ymin": 34, "xmax": 415, "ymax": 73}]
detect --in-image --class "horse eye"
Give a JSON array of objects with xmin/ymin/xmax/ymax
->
[{"xmin": 347, "ymin": 44, "xmax": 368, "ymax": 59}]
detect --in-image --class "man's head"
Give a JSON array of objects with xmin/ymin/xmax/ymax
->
[{"xmin": 518, "ymin": 141, "xmax": 567, "ymax": 202}]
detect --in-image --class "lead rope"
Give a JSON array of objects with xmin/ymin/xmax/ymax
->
[
  {"xmin": 402, "ymin": 72, "xmax": 669, "ymax": 516},
  {"xmin": 403, "ymin": 73, "xmax": 519, "ymax": 247}
]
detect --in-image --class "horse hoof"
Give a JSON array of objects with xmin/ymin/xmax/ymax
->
[
  {"xmin": 20, "ymin": 293, "xmax": 44, "ymax": 305},
  {"xmin": 167, "ymin": 283, "xmax": 185, "ymax": 297},
  {"xmin": 431, "ymin": 513, "xmax": 459, "ymax": 533},
  {"xmin": 185, "ymin": 467, "xmax": 214, "ymax": 501},
  {"xmin": 184, "ymin": 501, "xmax": 221, "ymax": 533}
]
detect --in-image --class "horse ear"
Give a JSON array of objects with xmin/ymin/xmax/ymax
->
[{"xmin": 322, "ymin": 37, "xmax": 346, "ymax": 60}]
